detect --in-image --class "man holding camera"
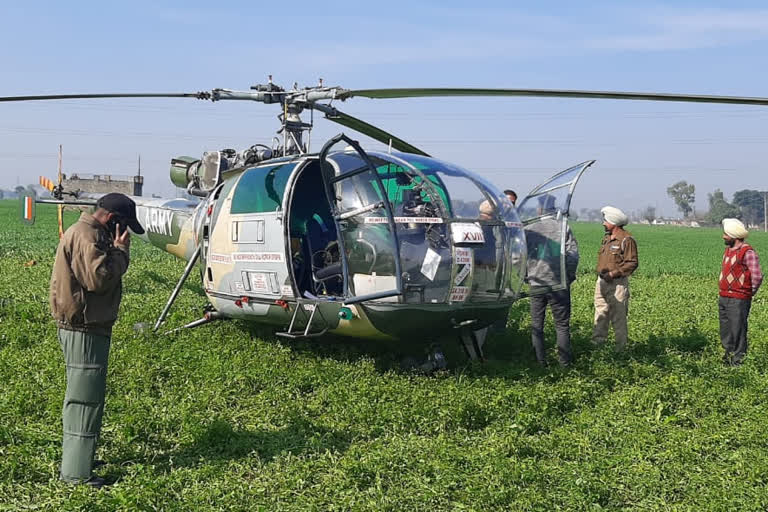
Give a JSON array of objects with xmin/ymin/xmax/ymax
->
[
  {"xmin": 50, "ymin": 193, "xmax": 144, "ymax": 487},
  {"xmin": 592, "ymin": 206, "xmax": 638, "ymax": 350}
]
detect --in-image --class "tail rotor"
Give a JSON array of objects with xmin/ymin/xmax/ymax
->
[{"xmin": 29, "ymin": 147, "xmax": 89, "ymax": 235}]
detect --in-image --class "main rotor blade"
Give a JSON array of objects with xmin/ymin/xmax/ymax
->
[
  {"xmin": 339, "ymin": 88, "xmax": 768, "ymax": 107},
  {"xmin": 314, "ymin": 104, "xmax": 429, "ymax": 156},
  {"xmin": 0, "ymin": 92, "xmax": 210, "ymax": 102}
]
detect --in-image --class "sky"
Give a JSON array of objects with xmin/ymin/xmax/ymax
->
[{"xmin": 2, "ymin": 1, "xmax": 768, "ymax": 217}]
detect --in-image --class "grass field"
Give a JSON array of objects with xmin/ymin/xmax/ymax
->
[{"xmin": 2, "ymin": 199, "xmax": 768, "ymax": 511}]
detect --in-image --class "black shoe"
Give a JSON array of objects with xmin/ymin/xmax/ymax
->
[{"xmin": 85, "ymin": 476, "xmax": 109, "ymax": 489}]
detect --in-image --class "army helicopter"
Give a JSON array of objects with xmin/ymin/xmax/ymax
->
[{"xmin": 9, "ymin": 80, "xmax": 768, "ymax": 363}]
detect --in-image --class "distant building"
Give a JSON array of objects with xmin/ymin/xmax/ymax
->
[{"xmin": 63, "ymin": 173, "xmax": 143, "ymax": 196}]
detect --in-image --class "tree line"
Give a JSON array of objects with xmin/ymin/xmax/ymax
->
[{"xmin": 665, "ymin": 180, "xmax": 765, "ymax": 225}]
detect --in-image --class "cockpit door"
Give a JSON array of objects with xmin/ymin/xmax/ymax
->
[
  {"xmin": 517, "ymin": 160, "xmax": 595, "ymax": 297},
  {"xmin": 318, "ymin": 134, "xmax": 403, "ymax": 304}
]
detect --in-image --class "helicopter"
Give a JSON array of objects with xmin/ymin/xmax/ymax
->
[{"xmin": 9, "ymin": 80, "xmax": 768, "ymax": 364}]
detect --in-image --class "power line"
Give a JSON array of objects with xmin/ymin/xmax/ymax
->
[
  {"xmin": 4, "ymin": 125, "xmax": 768, "ymax": 146},
  {"xmin": 0, "ymin": 151, "xmax": 756, "ymax": 175}
]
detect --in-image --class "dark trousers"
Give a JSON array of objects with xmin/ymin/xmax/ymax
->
[
  {"xmin": 530, "ymin": 289, "xmax": 573, "ymax": 366},
  {"xmin": 58, "ymin": 329, "xmax": 111, "ymax": 482},
  {"xmin": 718, "ymin": 296, "xmax": 752, "ymax": 364}
]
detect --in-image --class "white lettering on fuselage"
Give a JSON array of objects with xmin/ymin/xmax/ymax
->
[{"xmin": 144, "ymin": 208, "xmax": 174, "ymax": 236}]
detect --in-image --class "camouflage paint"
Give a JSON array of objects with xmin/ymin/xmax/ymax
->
[{"xmin": 132, "ymin": 197, "xmax": 201, "ymax": 262}]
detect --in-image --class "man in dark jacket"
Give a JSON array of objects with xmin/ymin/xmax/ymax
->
[
  {"xmin": 50, "ymin": 193, "xmax": 144, "ymax": 487},
  {"xmin": 526, "ymin": 194, "xmax": 579, "ymax": 366}
]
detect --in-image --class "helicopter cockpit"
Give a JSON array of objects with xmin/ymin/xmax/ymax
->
[{"xmin": 285, "ymin": 138, "xmax": 528, "ymax": 307}]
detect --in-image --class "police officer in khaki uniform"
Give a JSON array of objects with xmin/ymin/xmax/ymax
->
[
  {"xmin": 592, "ymin": 206, "xmax": 638, "ymax": 350},
  {"xmin": 50, "ymin": 193, "xmax": 144, "ymax": 487}
]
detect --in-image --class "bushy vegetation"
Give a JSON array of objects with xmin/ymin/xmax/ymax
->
[{"xmin": 1, "ymin": 200, "xmax": 767, "ymax": 510}]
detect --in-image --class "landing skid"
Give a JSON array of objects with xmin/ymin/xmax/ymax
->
[
  {"xmin": 163, "ymin": 310, "xmax": 224, "ymax": 335},
  {"xmin": 400, "ymin": 343, "xmax": 448, "ymax": 373},
  {"xmin": 401, "ymin": 325, "xmax": 489, "ymax": 373}
]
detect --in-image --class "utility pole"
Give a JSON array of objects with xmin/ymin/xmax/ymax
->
[
  {"xmin": 57, "ymin": 145, "xmax": 64, "ymax": 239},
  {"xmin": 755, "ymin": 190, "xmax": 768, "ymax": 232}
]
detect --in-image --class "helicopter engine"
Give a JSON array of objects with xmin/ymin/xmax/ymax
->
[{"xmin": 169, "ymin": 145, "xmax": 274, "ymax": 196}]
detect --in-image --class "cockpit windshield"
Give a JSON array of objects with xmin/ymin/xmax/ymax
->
[
  {"xmin": 323, "ymin": 151, "xmax": 526, "ymax": 303},
  {"xmin": 326, "ymin": 150, "xmax": 519, "ymax": 222},
  {"xmin": 391, "ymin": 154, "xmax": 497, "ymax": 220}
]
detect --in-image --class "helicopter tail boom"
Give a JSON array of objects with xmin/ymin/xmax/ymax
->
[
  {"xmin": 18, "ymin": 190, "xmax": 202, "ymax": 263},
  {"xmin": 131, "ymin": 197, "xmax": 201, "ymax": 262}
]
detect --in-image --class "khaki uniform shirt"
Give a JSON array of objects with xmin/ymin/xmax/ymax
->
[
  {"xmin": 596, "ymin": 228, "xmax": 638, "ymax": 278},
  {"xmin": 50, "ymin": 213, "xmax": 130, "ymax": 335}
]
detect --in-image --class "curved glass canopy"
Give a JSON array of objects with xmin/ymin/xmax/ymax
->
[{"xmin": 324, "ymin": 150, "xmax": 527, "ymax": 303}]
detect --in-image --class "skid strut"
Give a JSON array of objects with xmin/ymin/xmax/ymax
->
[
  {"xmin": 455, "ymin": 320, "xmax": 489, "ymax": 361},
  {"xmin": 153, "ymin": 245, "xmax": 201, "ymax": 331}
]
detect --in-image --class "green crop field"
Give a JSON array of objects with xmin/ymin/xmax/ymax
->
[{"xmin": 1, "ymin": 199, "xmax": 768, "ymax": 511}]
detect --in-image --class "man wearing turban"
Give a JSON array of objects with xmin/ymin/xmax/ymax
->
[
  {"xmin": 592, "ymin": 206, "xmax": 638, "ymax": 350},
  {"xmin": 719, "ymin": 218, "xmax": 763, "ymax": 365}
]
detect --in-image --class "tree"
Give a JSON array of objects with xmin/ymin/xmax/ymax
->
[
  {"xmin": 667, "ymin": 181, "xmax": 696, "ymax": 218},
  {"xmin": 707, "ymin": 189, "xmax": 740, "ymax": 224},
  {"xmin": 14, "ymin": 185, "xmax": 25, "ymax": 195},
  {"xmin": 642, "ymin": 205, "xmax": 656, "ymax": 223},
  {"xmin": 25, "ymin": 184, "xmax": 37, "ymax": 198},
  {"xmin": 732, "ymin": 189, "xmax": 765, "ymax": 227}
]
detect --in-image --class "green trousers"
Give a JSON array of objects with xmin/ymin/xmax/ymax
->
[{"xmin": 58, "ymin": 328, "xmax": 111, "ymax": 483}]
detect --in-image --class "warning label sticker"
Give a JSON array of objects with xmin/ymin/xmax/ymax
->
[
  {"xmin": 454, "ymin": 247, "xmax": 472, "ymax": 265},
  {"xmin": 250, "ymin": 272, "xmax": 270, "ymax": 293},
  {"xmin": 449, "ymin": 286, "xmax": 470, "ymax": 303},
  {"xmin": 232, "ymin": 252, "xmax": 284, "ymax": 263},
  {"xmin": 209, "ymin": 253, "xmax": 232, "ymax": 264},
  {"xmin": 364, "ymin": 216, "xmax": 444, "ymax": 224}
]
